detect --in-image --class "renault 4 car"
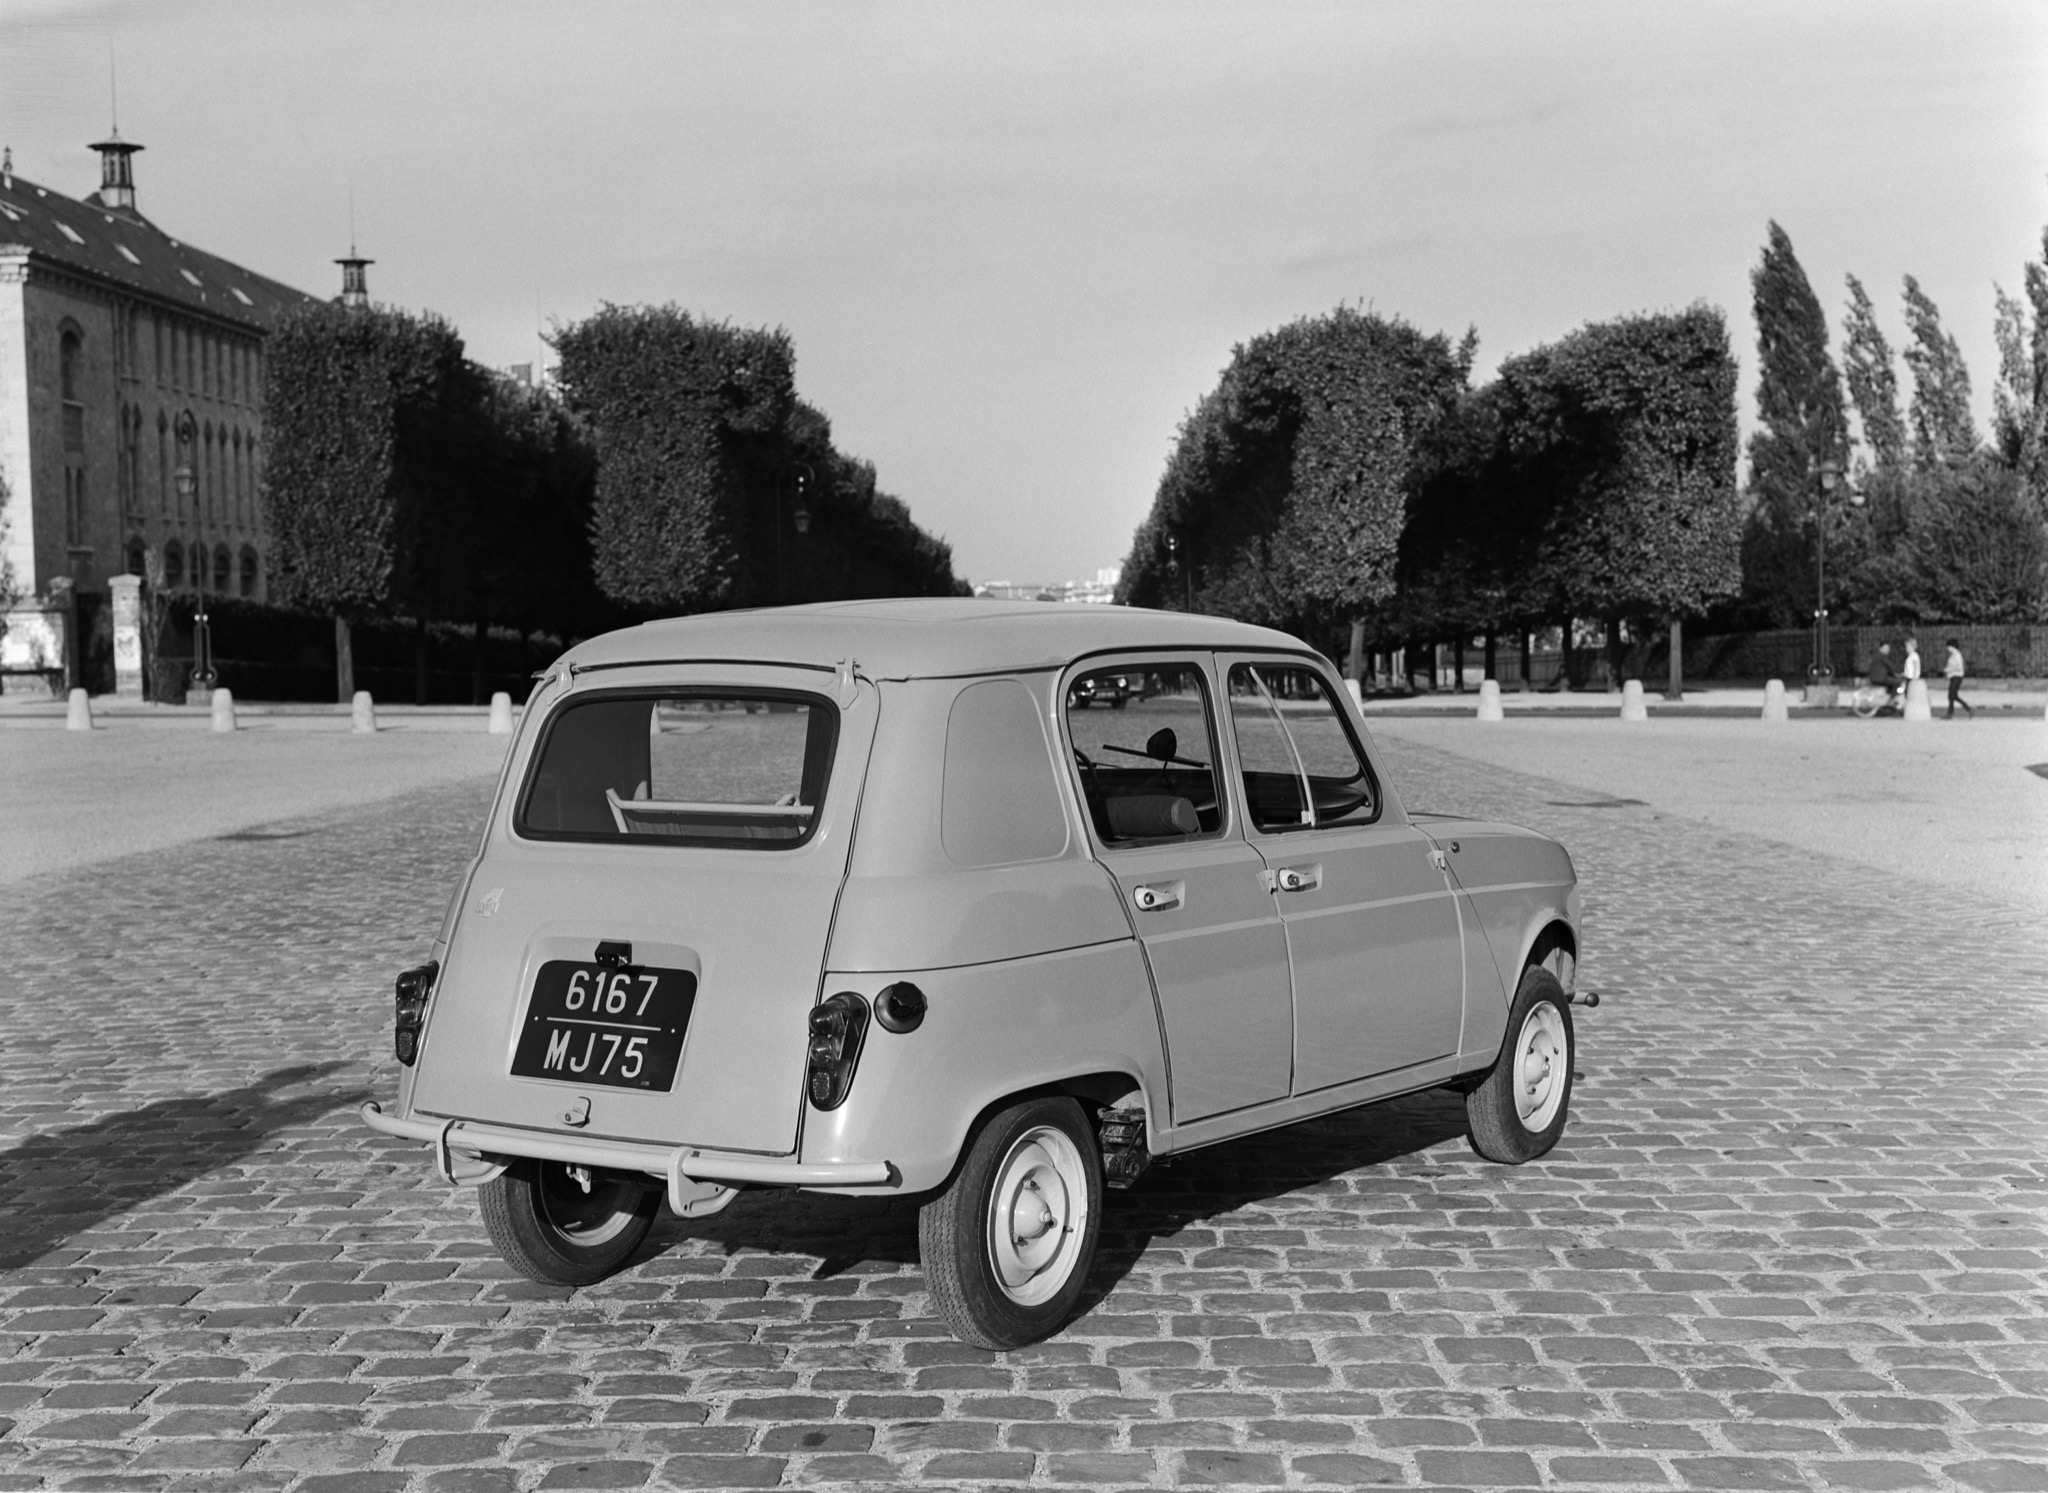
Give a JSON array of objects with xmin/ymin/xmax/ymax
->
[{"xmin": 362, "ymin": 598, "xmax": 1586, "ymax": 1349}]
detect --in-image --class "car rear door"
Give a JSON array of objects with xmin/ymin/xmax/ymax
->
[
  {"xmin": 408, "ymin": 663, "xmax": 874, "ymax": 1157},
  {"xmin": 1061, "ymin": 653, "xmax": 1294, "ymax": 1124},
  {"xmin": 1220, "ymin": 656, "xmax": 1464, "ymax": 1093}
]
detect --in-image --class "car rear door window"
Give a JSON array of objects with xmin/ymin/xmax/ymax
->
[
  {"xmin": 1227, "ymin": 664, "xmax": 1380, "ymax": 833},
  {"xmin": 518, "ymin": 692, "xmax": 835, "ymax": 848},
  {"xmin": 1065, "ymin": 663, "xmax": 1224, "ymax": 845}
]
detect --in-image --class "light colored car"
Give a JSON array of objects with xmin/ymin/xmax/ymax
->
[{"xmin": 362, "ymin": 598, "xmax": 1586, "ymax": 1348}]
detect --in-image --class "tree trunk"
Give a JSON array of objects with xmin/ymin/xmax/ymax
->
[
  {"xmin": 1346, "ymin": 618, "xmax": 1365, "ymax": 689},
  {"xmin": 1520, "ymin": 629, "xmax": 1533, "ymax": 692},
  {"xmin": 1402, "ymin": 642, "xmax": 1415, "ymax": 693},
  {"xmin": 334, "ymin": 616, "xmax": 354, "ymax": 704},
  {"xmin": 1452, "ymin": 634, "xmax": 1466, "ymax": 692},
  {"xmin": 414, "ymin": 617, "xmax": 430, "ymax": 706},
  {"xmin": 1559, "ymin": 617, "xmax": 1575, "ymax": 692},
  {"xmin": 1483, "ymin": 630, "xmax": 1497, "ymax": 682},
  {"xmin": 1666, "ymin": 618, "xmax": 1684, "ymax": 700},
  {"xmin": 1605, "ymin": 616, "xmax": 1625, "ymax": 692}
]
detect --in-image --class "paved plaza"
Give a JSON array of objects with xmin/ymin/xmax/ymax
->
[{"xmin": 1, "ymin": 713, "xmax": 2045, "ymax": 1491}]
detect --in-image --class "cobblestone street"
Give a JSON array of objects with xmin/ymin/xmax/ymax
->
[{"xmin": 2, "ymin": 731, "xmax": 2044, "ymax": 1492}]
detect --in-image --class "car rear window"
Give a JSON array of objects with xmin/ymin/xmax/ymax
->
[{"xmin": 517, "ymin": 691, "xmax": 836, "ymax": 849}]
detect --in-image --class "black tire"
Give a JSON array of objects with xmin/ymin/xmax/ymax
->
[
  {"xmin": 1466, "ymin": 965, "xmax": 1575, "ymax": 1164},
  {"xmin": 919, "ymin": 1096, "xmax": 1103, "ymax": 1350},
  {"xmin": 478, "ymin": 1159, "xmax": 660, "ymax": 1286}
]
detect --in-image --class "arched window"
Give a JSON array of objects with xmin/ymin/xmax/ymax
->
[
  {"xmin": 156, "ymin": 408, "xmax": 170, "ymax": 514},
  {"xmin": 60, "ymin": 329, "xmax": 83, "ymax": 401},
  {"xmin": 60, "ymin": 326, "xmax": 87, "ymax": 546},
  {"xmin": 164, "ymin": 539, "xmax": 184, "ymax": 589},
  {"xmin": 213, "ymin": 545, "xmax": 232, "ymax": 594},
  {"xmin": 239, "ymin": 546, "xmax": 259, "ymax": 598},
  {"xmin": 127, "ymin": 536, "xmax": 146, "ymax": 577}
]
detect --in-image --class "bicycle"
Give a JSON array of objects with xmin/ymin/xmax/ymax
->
[{"xmin": 1847, "ymin": 678, "xmax": 1899, "ymax": 718}]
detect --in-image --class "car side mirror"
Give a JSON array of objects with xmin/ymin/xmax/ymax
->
[{"xmin": 1146, "ymin": 727, "xmax": 1177, "ymax": 762}]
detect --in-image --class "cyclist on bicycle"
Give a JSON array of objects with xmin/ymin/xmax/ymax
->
[{"xmin": 1868, "ymin": 642, "xmax": 1900, "ymax": 713}]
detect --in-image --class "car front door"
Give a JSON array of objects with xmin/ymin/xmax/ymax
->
[
  {"xmin": 1063, "ymin": 655, "xmax": 1294, "ymax": 1124},
  {"xmin": 1222, "ymin": 657, "xmax": 1465, "ymax": 1093}
]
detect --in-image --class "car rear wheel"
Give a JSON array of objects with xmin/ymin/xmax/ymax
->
[
  {"xmin": 919, "ymin": 1096, "xmax": 1102, "ymax": 1349},
  {"xmin": 1466, "ymin": 965, "xmax": 1575, "ymax": 1163},
  {"xmin": 479, "ymin": 1159, "xmax": 660, "ymax": 1286}
]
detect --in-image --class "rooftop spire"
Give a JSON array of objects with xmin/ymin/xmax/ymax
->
[
  {"xmin": 337, "ymin": 184, "xmax": 372, "ymax": 308},
  {"xmin": 89, "ymin": 128, "xmax": 142, "ymax": 214}
]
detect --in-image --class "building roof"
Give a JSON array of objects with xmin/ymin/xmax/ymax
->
[
  {"xmin": 561, "ymin": 597, "xmax": 1317, "ymax": 681},
  {"xmin": 0, "ymin": 169, "xmax": 316, "ymax": 332}
]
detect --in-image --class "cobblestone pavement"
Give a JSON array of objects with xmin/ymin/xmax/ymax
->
[{"xmin": 2, "ymin": 737, "xmax": 2044, "ymax": 1492}]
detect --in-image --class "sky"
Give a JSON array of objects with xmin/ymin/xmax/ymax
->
[{"xmin": 2, "ymin": 1, "xmax": 2043, "ymax": 586}]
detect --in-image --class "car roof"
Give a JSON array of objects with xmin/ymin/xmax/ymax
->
[{"xmin": 559, "ymin": 598, "xmax": 1317, "ymax": 680}]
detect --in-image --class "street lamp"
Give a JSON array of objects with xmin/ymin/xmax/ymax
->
[
  {"xmin": 1806, "ymin": 458, "xmax": 1865, "ymax": 704},
  {"xmin": 777, "ymin": 463, "xmax": 815, "ymax": 601},
  {"xmin": 1164, "ymin": 535, "xmax": 1191, "ymax": 611},
  {"xmin": 173, "ymin": 459, "xmax": 214, "ymax": 692}
]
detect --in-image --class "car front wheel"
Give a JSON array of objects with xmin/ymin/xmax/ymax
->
[
  {"xmin": 479, "ymin": 1159, "xmax": 660, "ymax": 1286},
  {"xmin": 919, "ymin": 1095, "xmax": 1102, "ymax": 1349},
  {"xmin": 1466, "ymin": 965, "xmax": 1575, "ymax": 1163}
]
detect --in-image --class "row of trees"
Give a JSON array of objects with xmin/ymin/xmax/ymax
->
[
  {"xmin": 1118, "ymin": 303, "xmax": 1742, "ymax": 683},
  {"xmin": 263, "ymin": 302, "xmax": 962, "ymax": 700},
  {"xmin": 1119, "ymin": 224, "xmax": 2048, "ymax": 683},
  {"xmin": 1743, "ymin": 223, "xmax": 2048, "ymax": 630}
]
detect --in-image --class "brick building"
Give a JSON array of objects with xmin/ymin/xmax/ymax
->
[{"xmin": 0, "ymin": 133, "xmax": 325, "ymax": 690}]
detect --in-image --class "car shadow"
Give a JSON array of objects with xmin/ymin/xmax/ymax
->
[
  {"xmin": 642, "ymin": 1087, "xmax": 1470, "ymax": 1309},
  {"xmin": 0, "ymin": 1062, "xmax": 373, "ymax": 1270}
]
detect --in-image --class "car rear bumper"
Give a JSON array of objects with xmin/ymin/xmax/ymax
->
[{"xmin": 358, "ymin": 1101, "xmax": 895, "ymax": 1215}]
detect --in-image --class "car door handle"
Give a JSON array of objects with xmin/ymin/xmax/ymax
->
[
  {"xmin": 1276, "ymin": 864, "xmax": 1322, "ymax": 892},
  {"xmin": 1132, "ymin": 881, "xmax": 1184, "ymax": 912}
]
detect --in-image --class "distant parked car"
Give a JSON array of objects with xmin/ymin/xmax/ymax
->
[
  {"xmin": 1067, "ymin": 670, "xmax": 1135, "ymax": 709},
  {"xmin": 363, "ymin": 599, "xmax": 1586, "ymax": 1348}
]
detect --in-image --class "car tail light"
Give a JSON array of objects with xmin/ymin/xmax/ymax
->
[
  {"xmin": 394, "ymin": 961, "xmax": 438, "ymax": 1066},
  {"xmin": 806, "ymin": 992, "xmax": 870, "ymax": 1110}
]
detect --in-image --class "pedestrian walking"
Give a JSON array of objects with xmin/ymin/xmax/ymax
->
[
  {"xmin": 1943, "ymin": 638, "xmax": 1974, "ymax": 718},
  {"xmin": 1902, "ymin": 636, "xmax": 1923, "ymax": 706}
]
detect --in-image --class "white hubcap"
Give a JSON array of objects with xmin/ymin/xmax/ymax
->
[
  {"xmin": 1514, "ymin": 1003, "xmax": 1569, "ymax": 1131},
  {"xmin": 987, "ymin": 1125, "xmax": 1089, "ymax": 1306}
]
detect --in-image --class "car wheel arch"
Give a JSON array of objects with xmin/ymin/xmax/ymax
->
[{"xmin": 921, "ymin": 1069, "xmax": 1150, "ymax": 1199}]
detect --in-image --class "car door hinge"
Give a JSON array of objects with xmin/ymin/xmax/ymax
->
[
  {"xmin": 1258, "ymin": 868, "xmax": 1278, "ymax": 894},
  {"xmin": 1429, "ymin": 848, "xmax": 1448, "ymax": 872}
]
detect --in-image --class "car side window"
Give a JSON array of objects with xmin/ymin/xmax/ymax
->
[
  {"xmin": 1227, "ymin": 663, "xmax": 1380, "ymax": 833},
  {"xmin": 1065, "ymin": 662, "xmax": 1224, "ymax": 846},
  {"xmin": 941, "ymin": 679, "xmax": 1070, "ymax": 867}
]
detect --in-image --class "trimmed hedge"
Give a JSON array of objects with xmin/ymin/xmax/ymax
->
[{"xmin": 553, "ymin": 304, "xmax": 963, "ymax": 613}]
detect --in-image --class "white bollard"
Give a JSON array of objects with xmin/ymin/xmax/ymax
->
[
  {"xmin": 489, "ymin": 691, "xmax": 515, "ymax": 734},
  {"xmin": 352, "ymin": 690, "xmax": 378, "ymax": 733},
  {"xmin": 1902, "ymin": 678, "xmax": 1932, "ymax": 722},
  {"xmin": 1761, "ymin": 679, "xmax": 1789, "ymax": 722},
  {"xmin": 1619, "ymin": 679, "xmax": 1648, "ymax": 722},
  {"xmin": 211, "ymin": 687, "xmax": 237, "ymax": 733},
  {"xmin": 65, "ymin": 687, "xmax": 93, "ymax": 731},
  {"xmin": 1476, "ymin": 679, "xmax": 1504, "ymax": 722}
]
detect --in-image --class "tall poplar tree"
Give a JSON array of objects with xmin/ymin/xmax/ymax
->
[
  {"xmin": 1901, "ymin": 276, "xmax": 1978, "ymax": 468},
  {"xmin": 1740, "ymin": 222, "xmax": 1848, "ymax": 626},
  {"xmin": 1991, "ymin": 228, "xmax": 2048, "ymax": 504},
  {"xmin": 1841, "ymin": 275, "xmax": 1904, "ymax": 474}
]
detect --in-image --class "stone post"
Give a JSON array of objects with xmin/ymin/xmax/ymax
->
[{"xmin": 109, "ymin": 574, "xmax": 144, "ymax": 700}]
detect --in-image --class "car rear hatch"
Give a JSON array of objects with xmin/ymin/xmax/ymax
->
[{"xmin": 407, "ymin": 662, "xmax": 876, "ymax": 1158}]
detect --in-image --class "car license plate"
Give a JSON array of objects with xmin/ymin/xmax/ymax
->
[{"xmin": 510, "ymin": 961, "xmax": 696, "ymax": 1092}]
